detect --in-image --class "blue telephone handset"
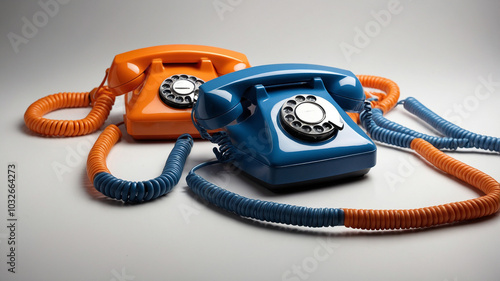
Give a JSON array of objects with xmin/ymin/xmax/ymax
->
[{"xmin": 193, "ymin": 64, "xmax": 376, "ymax": 188}]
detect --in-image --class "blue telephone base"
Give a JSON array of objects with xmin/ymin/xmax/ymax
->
[{"xmin": 239, "ymin": 167, "xmax": 371, "ymax": 191}]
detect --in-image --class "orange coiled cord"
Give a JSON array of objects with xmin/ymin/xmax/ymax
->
[
  {"xmin": 344, "ymin": 138, "xmax": 500, "ymax": 230},
  {"xmin": 346, "ymin": 75, "xmax": 400, "ymax": 124},
  {"xmin": 24, "ymin": 70, "xmax": 116, "ymax": 137},
  {"xmin": 86, "ymin": 124, "xmax": 122, "ymax": 182},
  {"xmin": 24, "ymin": 87, "xmax": 115, "ymax": 137},
  {"xmin": 357, "ymin": 75, "xmax": 400, "ymax": 114}
]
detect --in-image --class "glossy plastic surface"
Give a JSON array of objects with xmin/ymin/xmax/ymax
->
[
  {"xmin": 108, "ymin": 45, "xmax": 250, "ymax": 139},
  {"xmin": 195, "ymin": 64, "xmax": 365, "ymax": 130},
  {"xmin": 195, "ymin": 64, "xmax": 376, "ymax": 188},
  {"xmin": 108, "ymin": 44, "xmax": 250, "ymax": 94}
]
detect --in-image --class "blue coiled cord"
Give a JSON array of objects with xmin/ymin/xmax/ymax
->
[
  {"xmin": 186, "ymin": 161, "xmax": 344, "ymax": 227},
  {"xmin": 360, "ymin": 98, "xmax": 500, "ymax": 152},
  {"xmin": 190, "ymin": 109, "xmax": 241, "ymax": 163},
  {"xmin": 93, "ymin": 134, "xmax": 193, "ymax": 203},
  {"xmin": 402, "ymin": 97, "xmax": 500, "ymax": 152},
  {"xmin": 188, "ymin": 111, "xmax": 344, "ymax": 227},
  {"xmin": 369, "ymin": 107, "xmax": 470, "ymax": 149},
  {"xmin": 360, "ymin": 102, "xmax": 415, "ymax": 148}
]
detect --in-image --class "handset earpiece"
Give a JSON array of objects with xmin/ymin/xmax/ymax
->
[{"xmin": 107, "ymin": 48, "xmax": 151, "ymax": 95}]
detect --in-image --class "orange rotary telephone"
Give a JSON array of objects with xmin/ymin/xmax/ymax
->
[
  {"xmin": 24, "ymin": 45, "xmax": 250, "ymax": 139},
  {"xmin": 112, "ymin": 45, "xmax": 250, "ymax": 139}
]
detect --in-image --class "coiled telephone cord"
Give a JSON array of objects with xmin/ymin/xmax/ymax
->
[
  {"xmin": 24, "ymin": 71, "xmax": 115, "ymax": 137},
  {"xmin": 86, "ymin": 125, "xmax": 193, "ymax": 203}
]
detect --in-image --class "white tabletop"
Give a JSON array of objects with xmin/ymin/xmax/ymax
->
[{"xmin": 1, "ymin": 1, "xmax": 499, "ymax": 280}]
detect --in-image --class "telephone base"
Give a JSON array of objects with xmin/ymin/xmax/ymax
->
[
  {"xmin": 124, "ymin": 116, "xmax": 206, "ymax": 140},
  {"xmin": 231, "ymin": 144, "xmax": 376, "ymax": 190},
  {"xmin": 241, "ymin": 168, "xmax": 371, "ymax": 191}
]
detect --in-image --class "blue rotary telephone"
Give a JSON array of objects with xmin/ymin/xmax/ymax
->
[{"xmin": 192, "ymin": 64, "xmax": 377, "ymax": 189}]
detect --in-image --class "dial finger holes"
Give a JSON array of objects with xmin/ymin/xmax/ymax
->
[
  {"xmin": 306, "ymin": 95, "xmax": 316, "ymax": 102},
  {"xmin": 295, "ymin": 95, "xmax": 305, "ymax": 102},
  {"xmin": 314, "ymin": 126, "xmax": 324, "ymax": 133},
  {"xmin": 159, "ymin": 74, "xmax": 205, "ymax": 108},
  {"xmin": 280, "ymin": 94, "xmax": 339, "ymax": 142}
]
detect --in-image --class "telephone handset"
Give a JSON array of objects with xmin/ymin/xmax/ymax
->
[
  {"xmin": 24, "ymin": 44, "xmax": 250, "ymax": 139},
  {"xmin": 108, "ymin": 44, "xmax": 250, "ymax": 139},
  {"xmin": 108, "ymin": 45, "xmax": 249, "ymax": 94},
  {"xmin": 193, "ymin": 64, "xmax": 377, "ymax": 188}
]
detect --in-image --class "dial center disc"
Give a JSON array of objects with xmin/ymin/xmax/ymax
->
[
  {"xmin": 172, "ymin": 80, "xmax": 195, "ymax": 95},
  {"xmin": 295, "ymin": 102, "xmax": 325, "ymax": 124}
]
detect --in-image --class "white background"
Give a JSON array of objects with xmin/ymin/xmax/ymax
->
[{"xmin": 1, "ymin": 1, "xmax": 500, "ymax": 280}]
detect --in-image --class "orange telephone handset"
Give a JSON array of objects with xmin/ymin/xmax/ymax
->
[
  {"xmin": 108, "ymin": 45, "xmax": 250, "ymax": 139},
  {"xmin": 24, "ymin": 45, "xmax": 250, "ymax": 139}
]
